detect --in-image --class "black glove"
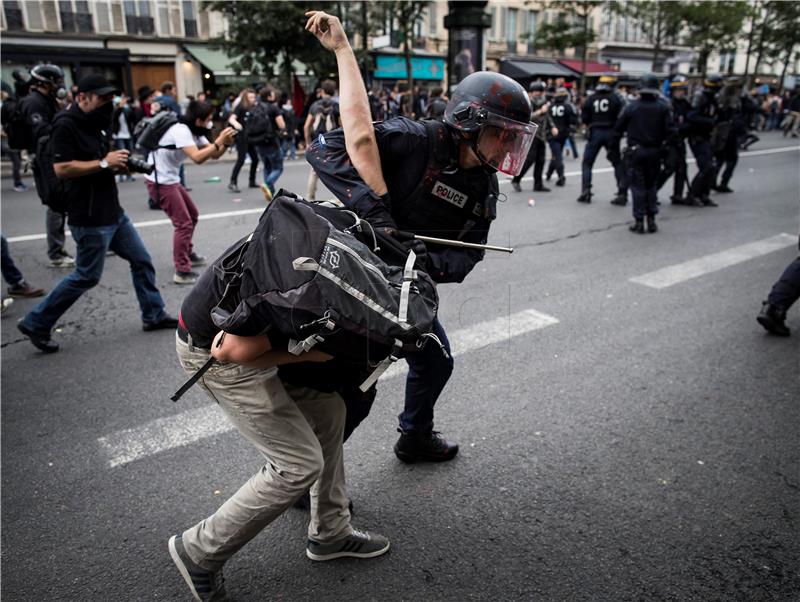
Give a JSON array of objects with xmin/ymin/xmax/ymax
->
[
  {"xmin": 393, "ymin": 231, "xmax": 428, "ymax": 271},
  {"xmin": 362, "ymin": 197, "xmax": 397, "ymax": 233}
]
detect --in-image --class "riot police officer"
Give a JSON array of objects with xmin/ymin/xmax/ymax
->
[
  {"xmin": 308, "ymin": 71, "xmax": 535, "ymax": 462},
  {"xmin": 15, "ymin": 65, "xmax": 74, "ymax": 267},
  {"xmin": 577, "ymin": 74, "xmax": 625, "ymax": 204},
  {"xmin": 511, "ymin": 80, "xmax": 556, "ymax": 193},
  {"xmin": 546, "ymin": 87, "xmax": 577, "ymax": 187},
  {"xmin": 658, "ymin": 75, "xmax": 692, "ymax": 205},
  {"xmin": 686, "ymin": 74, "xmax": 723, "ymax": 207},
  {"xmin": 712, "ymin": 76, "xmax": 755, "ymax": 194},
  {"xmin": 611, "ymin": 74, "xmax": 676, "ymax": 234}
]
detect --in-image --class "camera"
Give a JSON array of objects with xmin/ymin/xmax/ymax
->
[{"xmin": 127, "ymin": 155, "xmax": 154, "ymax": 175}]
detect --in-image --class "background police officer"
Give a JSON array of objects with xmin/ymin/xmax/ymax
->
[
  {"xmin": 546, "ymin": 87, "xmax": 577, "ymax": 187},
  {"xmin": 577, "ymin": 74, "xmax": 625, "ymax": 204},
  {"xmin": 15, "ymin": 65, "xmax": 74, "ymax": 267},
  {"xmin": 658, "ymin": 75, "xmax": 692, "ymax": 205},
  {"xmin": 511, "ymin": 80, "xmax": 556, "ymax": 193},
  {"xmin": 712, "ymin": 76, "xmax": 756, "ymax": 194},
  {"xmin": 686, "ymin": 74, "xmax": 723, "ymax": 207},
  {"xmin": 611, "ymin": 74, "xmax": 676, "ymax": 234},
  {"xmin": 308, "ymin": 71, "xmax": 534, "ymax": 463}
]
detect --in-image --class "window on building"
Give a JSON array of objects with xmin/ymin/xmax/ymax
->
[
  {"xmin": 59, "ymin": 0, "xmax": 93, "ymax": 33},
  {"xmin": 489, "ymin": 7, "xmax": 496, "ymax": 40},
  {"xmin": 527, "ymin": 10, "xmax": 537, "ymax": 53},
  {"xmin": 182, "ymin": 0, "xmax": 196, "ymax": 37},
  {"xmin": 95, "ymin": 1, "xmax": 126, "ymax": 33},
  {"xmin": 124, "ymin": 0, "xmax": 154, "ymax": 34},
  {"xmin": 3, "ymin": 0, "xmax": 24, "ymax": 31},
  {"xmin": 428, "ymin": 1, "xmax": 437, "ymax": 35},
  {"xmin": 197, "ymin": 7, "xmax": 208, "ymax": 38},
  {"xmin": 507, "ymin": 8, "xmax": 518, "ymax": 51},
  {"xmin": 499, "ymin": 6, "xmax": 507, "ymax": 39}
]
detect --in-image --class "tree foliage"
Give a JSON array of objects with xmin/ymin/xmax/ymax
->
[
  {"xmin": 680, "ymin": 0, "xmax": 749, "ymax": 76},
  {"xmin": 611, "ymin": 1, "xmax": 684, "ymax": 72},
  {"xmin": 202, "ymin": 1, "xmax": 339, "ymax": 90}
]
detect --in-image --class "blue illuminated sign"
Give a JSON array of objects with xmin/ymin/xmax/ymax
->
[{"xmin": 374, "ymin": 55, "xmax": 445, "ymax": 80}]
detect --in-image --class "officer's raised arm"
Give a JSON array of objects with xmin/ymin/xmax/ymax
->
[{"xmin": 305, "ymin": 10, "xmax": 388, "ymax": 197}]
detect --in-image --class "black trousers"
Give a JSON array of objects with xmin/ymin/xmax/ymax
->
[
  {"xmin": 628, "ymin": 146, "xmax": 661, "ymax": 220},
  {"xmin": 581, "ymin": 127, "xmax": 625, "ymax": 193},
  {"xmin": 714, "ymin": 133, "xmax": 739, "ymax": 187},
  {"xmin": 657, "ymin": 139, "xmax": 688, "ymax": 198},
  {"xmin": 512, "ymin": 138, "xmax": 546, "ymax": 188},
  {"xmin": 229, "ymin": 142, "xmax": 259, "ymax": 185},
  {"xmin": 689, "ymin": 136, "xmax": 716, "ymax": 198}
]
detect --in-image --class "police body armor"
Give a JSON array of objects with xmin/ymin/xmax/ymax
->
[
  {"xmin": 392, "ymin": 119, "xmax": 497, "ymax": 243},
  {"xmin": 585, "ymin": 90, "xmax": 622, "ymax": 129}
]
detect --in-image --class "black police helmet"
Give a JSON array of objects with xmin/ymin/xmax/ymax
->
[
  {"xmin": 638, "ymin": 73, "xmax": 660, "ymax": 96},
  {"xmin": 443, "ymin": 71, "xmax": 536, "ymax": 177},
  {"xmin": 529, "ymin": 80, "xmax": 546, "ymax": 93},
  {"xmin": 444, "ymin": 71, "xmax": 532, "ymax": 134},
  {"xmin": 30, "ymin": 64, "xmax": 65, "ymax": 87},
  {"xmin": 704, "ymin": 74, "xmax": 723, "ymax": 89}
]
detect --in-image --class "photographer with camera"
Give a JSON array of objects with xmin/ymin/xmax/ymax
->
[
  {"xmin": 143, "ymin": 100, "xmax": 236, "ymax": 285},
  {"xmin": 17, "ymin": 75, "xmax": 178, "ymax": 354}
]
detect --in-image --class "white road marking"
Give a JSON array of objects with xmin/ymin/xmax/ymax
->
[
  {"xmin": 629, "ymin": 233, "xmax": 797, "ymax": 289},
  {"xmin": 98, "ymin": 308, "xmax": 559, "ymax": 468},
  {"xmin": 7, "ymin": 146, "xmax": 798, "ymax": 244}
]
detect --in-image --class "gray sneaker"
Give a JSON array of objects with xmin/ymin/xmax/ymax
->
[
  {"xmin": 306, "ymin": 528, "xmax": 390, "ymax": 561},
  {"xmin": 173, "ymin": 271, "xmax": 199, "ymax": 285},
  {"xmin": 168, "ymin": 535, "xmax": 228, "ymax": 601}
]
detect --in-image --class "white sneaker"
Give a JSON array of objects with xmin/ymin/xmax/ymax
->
[
  {"xmin": 49, "ymin": 255, "xmax": 75, "ymax": 268},
  {"xmin": 173, "ymin": 271, "xmax": 199, "ymax": 285}
]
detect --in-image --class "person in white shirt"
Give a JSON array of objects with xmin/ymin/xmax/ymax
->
[{"xmin": 144, "ymin": 101, "xmax": 236, "ymax": 284}]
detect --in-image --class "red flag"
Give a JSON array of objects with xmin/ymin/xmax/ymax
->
[{"xmin": 292, "ymin": 74, "xmax": 305, "ymax": 117}]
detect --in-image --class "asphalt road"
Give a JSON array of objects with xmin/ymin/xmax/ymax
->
[{"xmin": 2, "ymin": 132, "xmax": 799, "ymax": 601}]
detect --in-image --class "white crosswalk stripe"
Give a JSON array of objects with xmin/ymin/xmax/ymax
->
[
  {"xmin": 629, "ymin": 233, "xmax": 797, "ymax": 289},
  {"xmin": 97, "ymin": 308, "xmax": 560, "ymax": 468}
]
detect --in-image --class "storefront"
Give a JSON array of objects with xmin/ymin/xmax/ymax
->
[{"xmin": 371, "ymin": 51, "xmax": 447, "ymax": 88}]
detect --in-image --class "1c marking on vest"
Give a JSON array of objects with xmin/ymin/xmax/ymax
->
[{"xmin": 433, "ymin": 180, "xmax": 469, "ymax": 208}]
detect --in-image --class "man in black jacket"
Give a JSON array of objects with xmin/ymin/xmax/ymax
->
[
  {"xmin": 686, "ymin": 74, "xmax": 723, "ymax": 206},
  {"xmin": 17, "ymin": 75, "xmax": 177, "ymax": 353},
  {"xmin": 16, "ymin": 64, "xmax": 75, "ymax": 267},
  {"xmin": 658, "ymin": 75, "xmax": 693, "ymax": 205},
  {"xmin": 546, "ymin": 87, "xmax": 578, "ymax": 187},
  {"xmin": 611, "ymin": 74, "xmax": 676, "ymax": 234}
]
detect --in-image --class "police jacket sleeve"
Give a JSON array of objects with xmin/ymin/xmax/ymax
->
[
  {"xmin": 611, "ymin": 105, "xmax": 631, "ymax": 148},
  {"xmin": 581, "ymin": 101, "xmax": 591, "ymax": 126},
  {"xmin": 305, "ymin": 127, "xmax": 397, "ymax": 229},
  {"xmin": 687, "ymin": 94, "xmax": 715, "ymax": 130},
  {"xmin": 425, "ymin": 222, "xmax": 488, "ymax": 284}
]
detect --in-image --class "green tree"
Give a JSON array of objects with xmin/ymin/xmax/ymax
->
[
  {"xmin": 532, "ymin": 1, "xmax": 602, "ymax": 96},
  {"xmin": 382, "ymin": 1, "xmax": 428, "ymax": 116},
  {"xmin": 202, "ymin": 1, "xmax": 338, "ymax": 92},
  {"xmin": 611, "ymin": 1, "xmax": 684, "ymax": 72},
  {"xmin": 767, "ymin": 1, "xmax": 800, "ymax": 91},
  {"xmin": 680, "ymin": 0, "xmax": 749, "ymax": 76}
]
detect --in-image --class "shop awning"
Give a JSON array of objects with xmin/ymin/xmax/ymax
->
[
  {"xmin": 499, "ymin": 59, "xmax": 575, "ymax": 79},
  {"xmin": 183, "ymin": 44, "xmax": 244, "ymax": 77},
  {"xmin": 558, "ymin": 59, "xmax": 616, "ymax": 75}
]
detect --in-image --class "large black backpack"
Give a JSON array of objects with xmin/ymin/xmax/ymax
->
[
  {"xmin": 133, "ymin": 110, "xmax": 179, "ymax": 153},
  {"xmin": 31, "ymin": 113, "xmax": 69, "ymax": 213},
  {"xmin": 2, "ymin": 96, "xmax": 32, "ymax": 151},
  {"xmin": 172, "ymin": 191, "xmax": 441, "ymax": 401},
  {"xmin": 246, "ymin": 102, "xmax": 274, "ymax": 144}
]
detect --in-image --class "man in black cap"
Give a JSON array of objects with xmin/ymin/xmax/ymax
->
[{"xmin": 17, "ymin": 74, "xmax": 178, "ymax": 353}]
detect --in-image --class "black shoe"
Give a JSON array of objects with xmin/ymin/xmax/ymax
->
[
  {"xmin": 148, "ymin": 197, "xmax": 160, "ymax": 210},
  {"xmin": 533, "ymin": 184, "xmax": 551, "ymax": 192},
  {"xmin": 227, "ymin": 183, "xmax": 240, "ymax": 193},
  {"xmin": 545, "ymin": 170, "xmax": 553, "ymax": 182},
  {"xmin": 248, "ymin": 181, "xmax": 259, "ymax": 189},
  {"xmin": 671, "ymin": 195, "xmax": 687, "ymax": 205},
  {"xmin": 394, "ymin": 429, "xmax": 459, "ymax": 463},
  {"xmin": 143, "ymin": 314, "xmax": 179, "ymax": 332},
  {"xmin": 189, "ymin": 252, "xmax": 207, "ymax": 267},
  {"xmin": 684, "ymin": 195, "xmax": 704, "ymax": 207},
  {"xmin": 555, "ymin": 177, "xmax": 565, "ymax": 187},
  {"xmin": 701, "ymin": 196, "xmax": 718, "ymax": 207},
  {"xmin": 646, "ymin": 215, "xmax": 658, "ymax": 233},
  {"xmin": 716, "ymin": 184, "xmax": 734, "ymax": 193},
  {"xmin": 757, "ymin": 302, "xmax": 790, "ymax": 336},
  {"xmin": 610, "ymin": 193, "xmax": 627, "ymax": 206},
  {"xmin": 511, "ymin": 180, "xmax": 522, "ymax": 193},
  {"xmin": 629, "ymin": 220, "xmax": 645, "ymax": 234},
  {"xmin": 17, "ymin": 320, "xmax": 59, "ymax": 353},
  {"xmin": 576, "ymin": 190, "xmax": 592, "ymax": 203}
]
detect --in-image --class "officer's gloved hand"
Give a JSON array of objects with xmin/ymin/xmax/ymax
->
[
  {"xmin": 393, "ymin": 231, "xmax": 428, "ymax": 272},
  {"xmin": 362, "ymin": 201, "xmax": 397, "ymax": 236}
]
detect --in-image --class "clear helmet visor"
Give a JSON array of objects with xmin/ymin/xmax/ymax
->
[{"xmin": 475, "ymin": 114, "xmax": 537, "ymax": 176}]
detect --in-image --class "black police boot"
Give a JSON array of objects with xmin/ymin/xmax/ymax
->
[
  {"xmin": 716, "ymin": 183, "xmax": 734, "ymax": 193},
  {"xmin": 701, "ymin": 196, "xmax": 718, "ymax": 207},
  {"xmin": 646, "ymin": 215, "xmax": 658, "ymax": 233},
  {"xmin": 757, "ymin": 301, "xmax": 791, "ymax": 336},
  {"xmin": 576, "ymin": 189, "xmax": 592, "ymax": 203},
  {"xmin": 610, "ymin": 193, "xmax": 627, "ymax": 206},
  {"xmin": 534, "ymin": 183, "xmax": 551, "ymax": 192},
  {"xmin": 555, "ymin": 176, "xmax": 566, "ymax": 187},
  {"xmin": 670, "ymin": 195, "xmax": 687, "ymax": 205},
  {"xmin": 511, "ymin": 179, "xmax": 522, "ymax": 193},
  {"xmin": 394, "ymin": 429, "xmax": 459, "ymax": 463},
  {"xmin": 684, "ymin": 195, "xmax": 704, "ymax": 207},
  {"xmin": 629, "ymin": 220, "xmax": 645, "ymax": 234}
]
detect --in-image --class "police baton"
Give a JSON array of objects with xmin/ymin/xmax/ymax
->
[{"xmin": 396, "ymin": 231, "xmax": 514, "ymax": 254}]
